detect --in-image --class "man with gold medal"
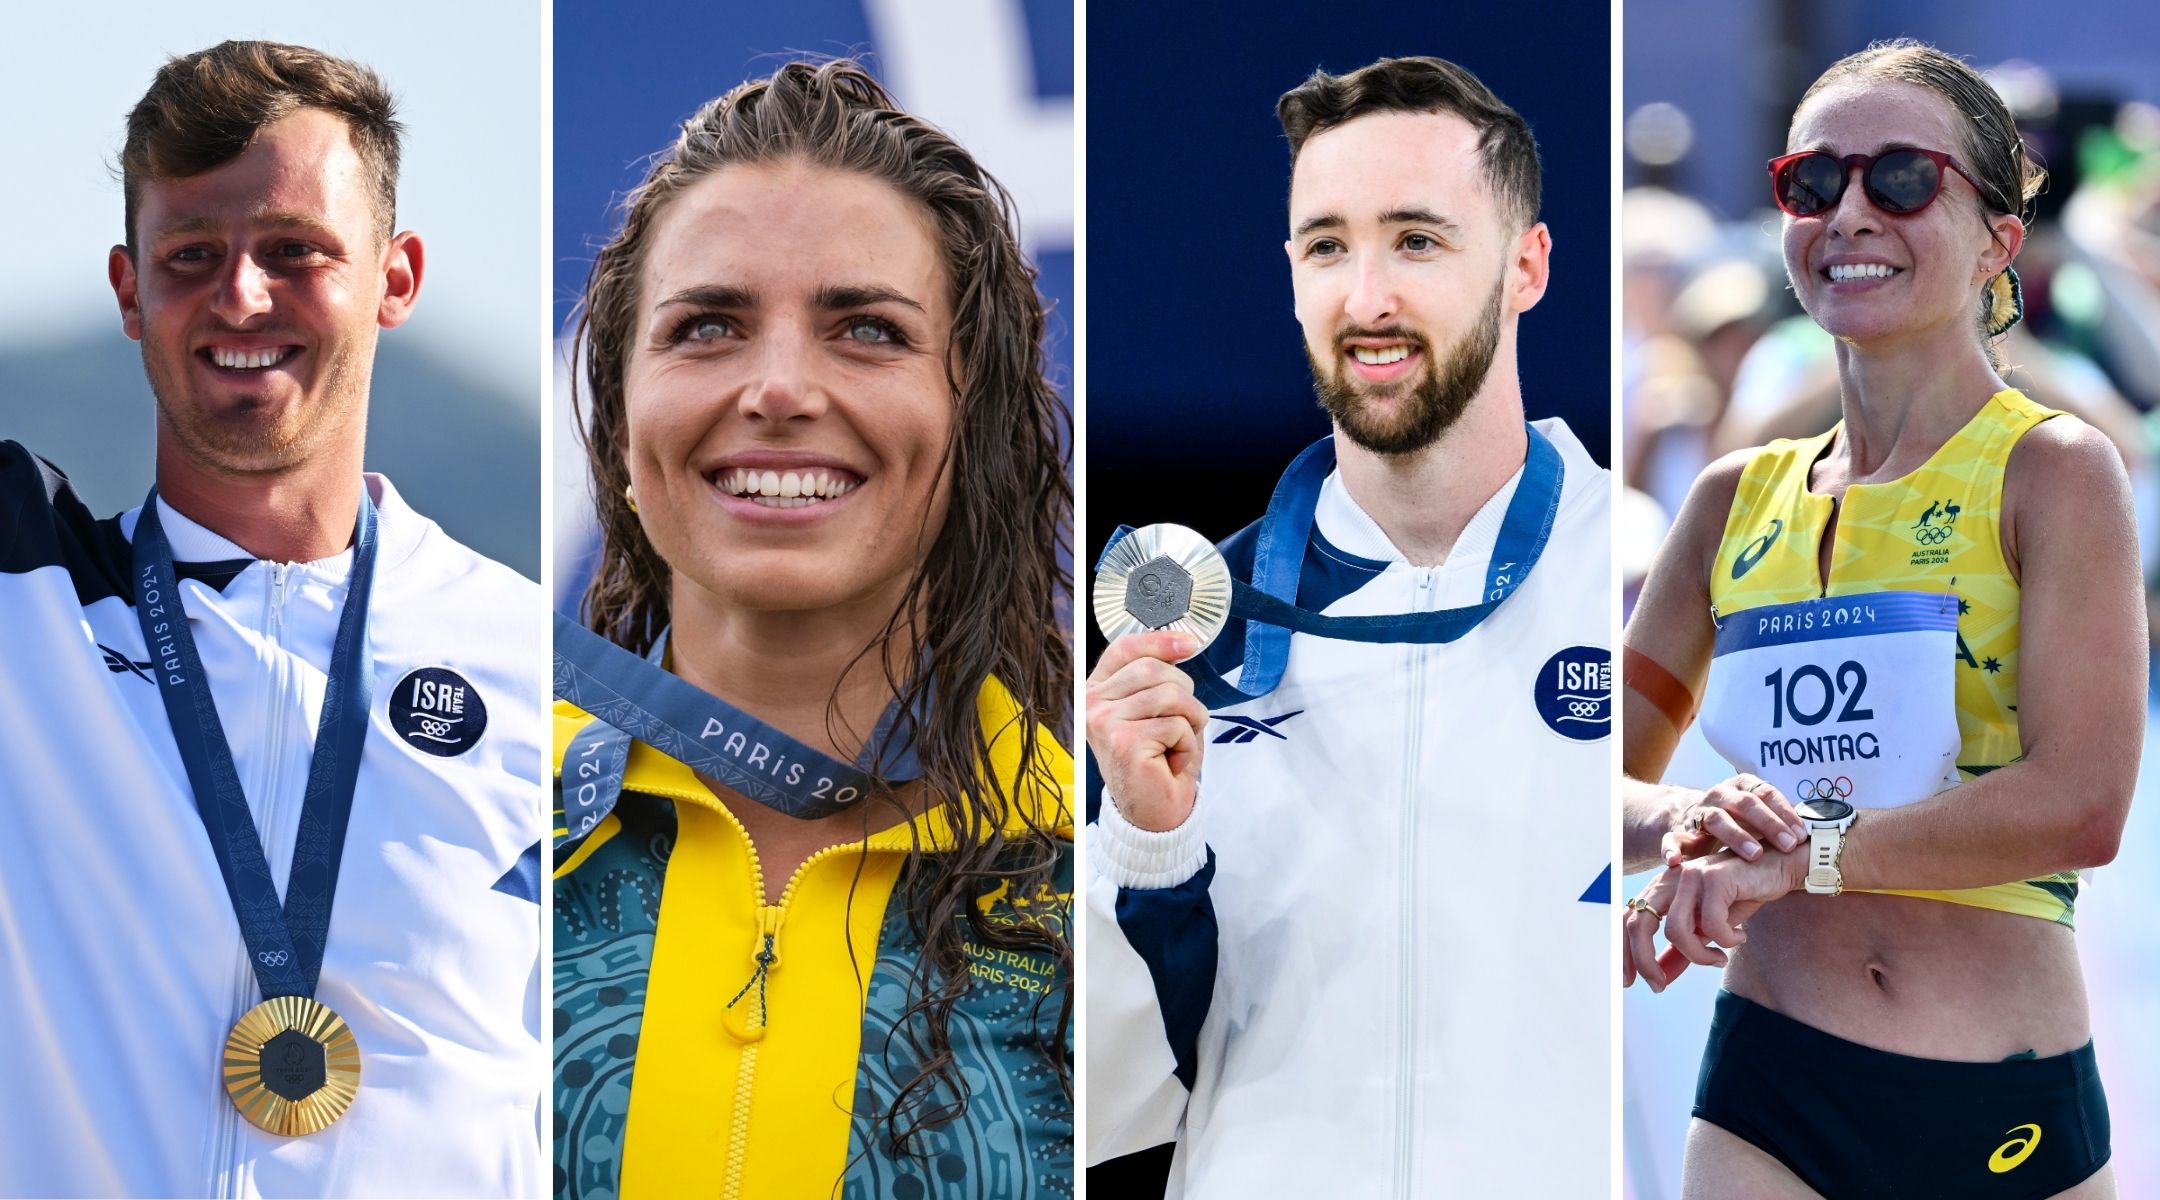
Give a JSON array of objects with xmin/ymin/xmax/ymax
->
[{"xmin": 0, "ymin": 41, "xmax": 542, "ymax": 1197}]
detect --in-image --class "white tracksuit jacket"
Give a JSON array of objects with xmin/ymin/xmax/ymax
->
[
  {"xmin": 1087, "ymin": 419, "xmax": 1612, "ymax": 1198},
  {"xmin": 0, "ymin": 444, "xmax": 544, "ymax": 1198}
]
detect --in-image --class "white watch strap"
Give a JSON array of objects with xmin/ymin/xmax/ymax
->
[{"xmin": 1805, "ymin": 823, "xmax": 1845, "ymax": 894}]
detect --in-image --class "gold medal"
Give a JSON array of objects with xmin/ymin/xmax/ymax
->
[
  {"xmin": 221, "ymin": 995, "xmax": 361, "ymax": 1136},
  {"xmin": 1092, "ymin": 523, "xmax": 1234, "ymax": 649}
]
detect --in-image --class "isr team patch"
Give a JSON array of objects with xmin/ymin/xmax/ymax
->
[
  {"xmin": 389, "ymin": 666, "xmax": 487, "ymax": 757},
  {"xmin": 1535, "ymin": 646, "xmax": 1610, "ymax": 741}
]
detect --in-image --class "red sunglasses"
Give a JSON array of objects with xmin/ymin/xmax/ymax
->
[{"xmin": 1766, "ymin": 147, "xmax": 1986, "ymax": 218}]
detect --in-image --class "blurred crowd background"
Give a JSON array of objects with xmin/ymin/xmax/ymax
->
[
  {"xmin": 0, "ymin": 2, "xmax": 542, "ymax": 581},
  {"xmin": 1623, "ymin": 3, "xmax": 2160, "ymax": 1196}
]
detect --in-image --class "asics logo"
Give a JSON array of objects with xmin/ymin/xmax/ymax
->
[
  {"xmin": 1797, "ymin": 776, "xmax": 1852, "ymax": 801},
  {"xmin": 1988, "ymin": 1124, "xmax": 2041, "ymax": 1173},
  {"xmin": 1731, "ymin": 519, "xmax": 1782, "ymax": 580},
  {"xmin": 1212, "ymin": 711, "xmax": 1304, "ymax": 744}
]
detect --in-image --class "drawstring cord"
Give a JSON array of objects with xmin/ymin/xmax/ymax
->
[{"xmin": 727, "ymin": 933, "xmax": 777, "ymax": 1025}]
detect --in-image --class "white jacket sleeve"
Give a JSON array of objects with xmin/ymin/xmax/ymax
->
[{"xmin": 1085, "ymin": 786, "xmax": 1218, "ymax": 1164}]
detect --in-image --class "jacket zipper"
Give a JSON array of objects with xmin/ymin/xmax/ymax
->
[
  {"xmin": 642, "ymin": 784, "xmax": 858, "ymax": 1200},
  {"xmin": 1394, "ymin": 566, "xmax": 1437, "ymax": 1198}
]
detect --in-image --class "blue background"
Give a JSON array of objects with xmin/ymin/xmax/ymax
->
[
  {"xmin": 1086, "ymin": 0, "xmax": 1614, "ymax": 577},
  {"xmin": 554, "ymin": 1, "xmax": 1074, "ymax": 614}
]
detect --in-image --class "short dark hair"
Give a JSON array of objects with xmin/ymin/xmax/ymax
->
[
  {"xmin": 1278, "ymin": 56, "xmax": 1542, "ymax": 230},
  {"xmin": 120, "ymin": 40, "xmax": 403, "ymax": 250}
]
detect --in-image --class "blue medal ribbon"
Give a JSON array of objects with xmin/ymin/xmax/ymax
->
[
  {"xmin": 1105, "ymin": 423, "xmax": 1565, "ymax": 708},
  {"xmin": 133, "ymin": 490, "xmax": 377, "ymax": 1002},
  {"xmin": 554, "ymin": 615, "xmax": 923, "ymax": 839}
]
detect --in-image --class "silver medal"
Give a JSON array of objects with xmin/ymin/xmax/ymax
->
[{"xmin": 1092, "ymin": 524, "xmax": 1234, "ymax": 649}]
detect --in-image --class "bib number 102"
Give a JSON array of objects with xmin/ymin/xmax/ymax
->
[{"xmin": 1763, "ymin": 662, "xmax": 1873, "ymax": 728}]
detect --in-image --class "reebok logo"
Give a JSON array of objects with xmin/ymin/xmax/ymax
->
[
  {"xmin": 99, "ymin": 643, "xmax": 155, "ymax": 684},
  {"xmin": 1212, "ymin": 711, "xmax": 1304, "ymax": 744}
]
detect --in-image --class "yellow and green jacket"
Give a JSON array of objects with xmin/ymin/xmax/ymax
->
[{"xmin": 552, "ymin": 678, "xmax": 1073, "ymax": 1198}]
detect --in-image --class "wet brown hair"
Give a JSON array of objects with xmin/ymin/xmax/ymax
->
[
  {"xmin": 1792, "ymin": 39, "xmax": 2046, "ymax": 356},
  {"xmin": 119, "ymin": 39, "xmax": 403, "ymax": 251},
  {"xmin": 1278, "ymin": 55, "xmax": 1542, "ymax": 231},
  {"xmin": 568, "ymin": 59, "xmax": 1072, "ymax": 1160}
]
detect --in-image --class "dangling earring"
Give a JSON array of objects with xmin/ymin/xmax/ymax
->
[
  {"xmin": 625, "ymin": 483, "xmax": 639, "ymax": 514},
  {"xmin": 1983, "ymin": 265, "xmax": 2024, "ymax": 339}
]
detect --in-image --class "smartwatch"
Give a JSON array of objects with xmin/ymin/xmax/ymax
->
[{"xmin": 1798, "ymin": 796, "xmax": 1857, "ymax": 895}]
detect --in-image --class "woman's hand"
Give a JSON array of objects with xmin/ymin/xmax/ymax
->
[
  {"xmin": 1085, "ymin": 631, "xmax": 1210, "ymax": 832},
  {"xmin": 1660, "ymin": 774, "xmax": 1808, "ymax": 867},
  {"xmin": 1623, "ymin": 845, "xmax": 1806, "ymax": 992}
]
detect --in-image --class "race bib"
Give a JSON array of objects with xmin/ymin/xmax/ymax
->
[{"xmin": 1699, "ymin": 591, "xmax": 1961, "ymax": 810}]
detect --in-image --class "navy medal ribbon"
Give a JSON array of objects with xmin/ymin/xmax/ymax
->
[
  {"xmin": 1101, "ymin": 423, "xmax": 1565, "ymax": 708},
  {"xmin": 554, "ymin": 616, "xmax": 924, "ymax": 840},
  {"xmin": 134, "ymin": 489, "xmax": 377, "ymax": 1004}
]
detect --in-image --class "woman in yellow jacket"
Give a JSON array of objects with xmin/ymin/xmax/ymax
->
[{"xmin": 551, "ymin": 60, "xmax": 1073, "ymax": 1198}]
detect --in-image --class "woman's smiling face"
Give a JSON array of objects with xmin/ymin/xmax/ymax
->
[
  {"xmin": 1780, "ymin": 80, "xmax": 2018, "ymax": 349},
  {"xmin": 623, "ymin": 159, "xmax": 957, "ymax": 616}
]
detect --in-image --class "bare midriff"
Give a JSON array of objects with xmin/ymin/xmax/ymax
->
[{"xmin": 1724, "ymin": 890, "xmax": 2088, "ymax": 1060}]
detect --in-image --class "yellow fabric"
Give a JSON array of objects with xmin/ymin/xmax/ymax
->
[
  {"xmin": 1709, "ymin": 389, "xmax": 2077, "ymax": 924},
  {"xmin": 551, "ymin": 679, "xmax": 1071, "ymax": 1198}
]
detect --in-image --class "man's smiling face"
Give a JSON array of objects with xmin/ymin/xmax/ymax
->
[
  {"xmin": 1286, "ymin": 108, "xmax": 1520, "ymax": 456},
  {"xmin": 113, "ymin": 107, "xmax": 404, "ymax": 477}
]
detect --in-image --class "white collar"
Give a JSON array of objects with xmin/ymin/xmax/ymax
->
[
  {"xmin": 117, "ymin": 474, "xmax": 410, "ymax": 578},
  {"xmin": 1312, "ymin": 443, "xmax": 1527, "ymax": 573}
]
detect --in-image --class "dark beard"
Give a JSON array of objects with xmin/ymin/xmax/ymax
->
[{"xmin": 1308, "ymin": 271, "xmax": 1505, "ymax": 456}]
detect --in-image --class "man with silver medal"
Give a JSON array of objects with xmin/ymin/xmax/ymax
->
[
  {"xmin": 1083, "ymin": 57, "xmax": 1613, "ymax": 1196},
  {"xmin": 0, "ymin": 41, "xmax": 544, "ymax": 1197}
]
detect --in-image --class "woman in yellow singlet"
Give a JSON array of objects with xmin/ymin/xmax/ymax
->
[{"xmin": 1620, "ymin": 41, "xmax": 2139, "ymax": 1199}]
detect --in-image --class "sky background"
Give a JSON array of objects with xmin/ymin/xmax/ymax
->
[{"xmin": 0, "ymin": 0, "xmax": 543, "ymax": 578}]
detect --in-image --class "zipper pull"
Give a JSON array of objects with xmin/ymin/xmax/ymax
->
[
  {"xmin": 723, "ymin": 906, "xmax": 782, "ymax": 1042},
  {"xmin": 269, "ymin": 562, "xmax": 292, "ymax": 637}
]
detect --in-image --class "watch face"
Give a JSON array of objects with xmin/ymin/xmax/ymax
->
[{"xmin": 1799, "ymin": 797, "xmax": 1854, "ymax": 824}]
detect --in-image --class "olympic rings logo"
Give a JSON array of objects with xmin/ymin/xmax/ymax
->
[
  {"xmin": 257, "ymin": 950, "xmax": 291, "ymax": 967},
  {"xmin": 1797, "ymin": 776, "xmax": 1853, "ymax": 801},
  {"xmin": 1913, "ymin": 524, "xmax": 1953, "ymax": 546},
  {"xmin": 1568, "ymin": 699, "xmax": 1603, "ymax": 717}
]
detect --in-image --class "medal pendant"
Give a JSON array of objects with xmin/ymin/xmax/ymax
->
[
  {"xmin": 221, "ymin": 995, "xmax": 361, "ymax": 1136},
  {"xmin": 1092, "ymin": 523, "xmax": 1234, "ymax": 649}
]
